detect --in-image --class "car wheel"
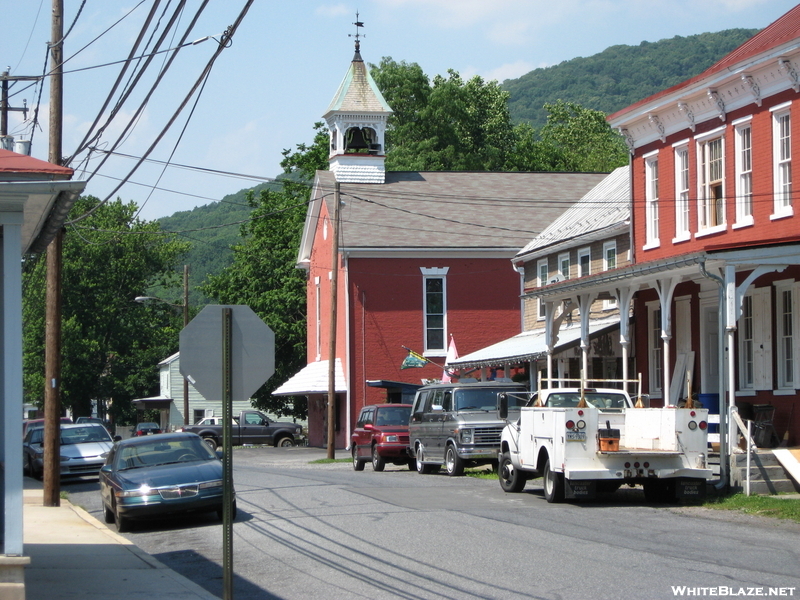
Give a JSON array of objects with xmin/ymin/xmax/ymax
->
[
  {"xmin": 371, "ymin": 445, "xmax": 386, "ymax": 472},
  {"xmin": 352, "ymin": 446, "xmax": 365, "ymax": 471},
  {"xmin": 444, "ymin": 444, "xmax": 465, "ymax": 477},
  {"xmin": 104, "ymin": 503, "xmax": 115, "ymax": 524},
  {"xmin": 499, "ymin": 452, "xmax": 526, "ymax": 493},
  {"xmin": 415, "ymin": 444, "xmax": 436, "ymax": 475},
  {"xmin": 543, "ymin": 457, "xmax": 565, "ymax": 504},
  {"xmin": 276, "ymin": 436, "xmax": 295, "ymax": 448},
  {"xmin": 113, "ymin": 498, "xmax": 130, "ymax": 533},
  {"xmin": 202, "ymin": 437, "xmax": 218, "ymax": 452}
]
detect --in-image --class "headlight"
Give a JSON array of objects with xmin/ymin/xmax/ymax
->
[
  {"xmin": 59, "ymin": 456, "xmax": 71, "ymax": 462},
  {"xmin": 199, "ymin": 480, "xmax": 223, "ymax": 490},
  {"xmin": 118, "ymin": 483, "xmax": 153, "ymax": 498},
  {"xmin": 385, "ymin": 435, "xmax": 398, "ymax": 443},
  {"xmin": 459, "ymin": 429, "xmax": 473, "ymax": 444}
]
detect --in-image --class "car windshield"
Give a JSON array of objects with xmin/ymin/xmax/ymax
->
[
  {"xmin": 60, "ymin": 425, "xmax": 112, "ymax": 445},
  {"xmin": 453, "ymin": 388, "xmax": 519, "ymax": 411},
  {"xmin": 137, "ymin": 422, "xmax": 159, "ymax": 429},
  {"xmin": 374, "ymin": 406, "xmax": 411, "ymax": 426},
  {"xmin": 545, "ymin": 393, "xmax": 628, "ymax": 409},
  {"xmin": 116, "ymin": 437, "xmax": 216, "ymax": 470}
]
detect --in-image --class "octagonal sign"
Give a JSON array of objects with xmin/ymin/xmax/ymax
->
[{"xmin": 179, "ymin": 305, "xmax": 275, "ymax": 401}]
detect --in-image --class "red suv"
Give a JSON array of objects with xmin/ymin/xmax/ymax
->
[{"xmin": 351, "ymin": 404, "xmax": 413, "ymax": 472}]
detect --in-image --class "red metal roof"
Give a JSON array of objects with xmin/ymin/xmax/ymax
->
[
  {"xmin": 609, "ymin": 4, "xmax": 800, "ymax": 121},
  {"xmin": 0, "ymin": 149, "xmax": 74, "ymax": 177}
]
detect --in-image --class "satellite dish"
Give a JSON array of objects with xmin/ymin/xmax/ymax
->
[{"xmin": 549, "ymin": 273, "xmax": 566, "ymax": 284}]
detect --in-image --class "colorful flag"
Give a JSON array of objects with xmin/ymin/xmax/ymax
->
[
  {"xmin": 401, "ymin": 349, "xmax": 427, "ymax": 369},
  {"xmin": 441, "ymin": 336, "xmax": 459, "ymax": 383}
]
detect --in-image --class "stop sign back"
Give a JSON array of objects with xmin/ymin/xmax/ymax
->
[{"xmin": 179, "ymin": 305, "xmax": 275, "ymax": 401}]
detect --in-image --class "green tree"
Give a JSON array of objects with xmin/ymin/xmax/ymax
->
[
  {"xmin": 200, "ymin": 135, "xmax": 322, "ymax": 418},
  {"xmin": 23, "ymin": 197, "xmax": 190, "ymax": 424}
]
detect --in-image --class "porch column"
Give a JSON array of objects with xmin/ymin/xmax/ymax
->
[
  {"xmin": 655, "ymin": 277, "xmax": 680, "ymax": 406},
  {"xmin": 1, "ymin": 213, "xmax": 24, "ymax": 556},
  {"xmin": 576, "ymin": 293, "xmax": 597, "ymax": 380},
  {"xmin": 544, "ymin": 301, "xmax": 556, "ymax": 387},
  {"xmin": 615, "ymin": 286, "xmax": 636, "ymax": 394}
]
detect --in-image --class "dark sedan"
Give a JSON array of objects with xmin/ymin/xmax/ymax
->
[{"xmin": 99, "ymin": 432, "xmax": 235, "ymax": 532}]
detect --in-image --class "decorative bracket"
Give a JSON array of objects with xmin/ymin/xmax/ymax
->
[
  {"xmin": 707, "ymin": 89, "xmax": 726, "ymax": 121},
  {"xmin": 741, "ymin": 74, "xmax": 762, "ymax": 106},
  {"xmin": 778, "ymin": 58, "xmax": 800, "ymax": 92},
  {"xmin": 619, "ymin": 128, "xmax": 635, "ymax": 154},
  {"xmin": 648, "ymin": 114, "xmax": 666, "ymax": 142},
  {"xmin": 677, "ymin": 102, "xmax": 695, "ymax": 132}
]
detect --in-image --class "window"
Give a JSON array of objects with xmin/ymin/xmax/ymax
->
[
  {"xmin": 578, "ymin": 247, "xmax": 591, "ymax": 278},
  {"xmin": 314, "ymin": 277, "xmax": 321, "ymax": 360},
  {"xmin": 558, "ymin": 253, "xmax": 570, "ymax": 280},
  {"xmin": 698, "ymin": 134, "xmax": 725, "ymax": 231},
  {"xmin": 774, "ymin": 281, "xmax": 800, "ymax": 390},
  {"xmin": 648, "ymin": 302, "xmax": 663, "ymax": 395},
  {"xmin": 738, "ymin": 288, "xmax": 772, "ymax": 392},
  {"xmin": 644, "ymin": 155, "xmax": 659, "ymax": 247},
  {"xmin": 734, "ymin": 121, "xmax": 753, "ymax": 226},
  {"xmin": 602, "ymin": 242, "xmax": 617, "ymax": 309},
  {"xmin": 537, "ymin": 259, "xmax": 548, "ymax": 320},
  {"xmin": 772, "ymin": 105, "xmax": 793, "ymax": 218},
  {"xmin": 674, "ymin": 145, "xmax": 690, "ymax": 239},
  {"xmin": 421, "ymin": 267, "xmax": 448, "ymax": 353}
]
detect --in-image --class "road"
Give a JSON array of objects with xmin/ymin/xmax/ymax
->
[{"xmin": 62, "ymin": 446, "xmax": 800, "ymax": 600}]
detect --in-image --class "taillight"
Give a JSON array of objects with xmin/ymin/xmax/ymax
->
[
  {"xmin": 576, "ymin": 420, "xmax": 586, "ymax": 430},
  {"xmin": 643, "ymin": 462, "xmax": 650, "ymax": 468},
  {"xmin": 688, "ymin": 421, "xmax": 698, "ymax": 430},
  {"xmin": 566, "ymin": 420, "xmax": 575, "ymax": 429},
  {"xmin": 699, "ymin": 421, "xmax": 708, "ymax": 430},
  {"xmin": 624, "ymin": 462, "xmax": 631, "ymax": 468},
  {"xmin": 690, "ymin": 410, "xmax": 697, "ymax": 417},
  {"xmin": 577, "ymin": 410, "xmax": 584, "ymax": 416}
]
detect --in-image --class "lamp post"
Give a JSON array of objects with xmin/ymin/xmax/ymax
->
[{"xmin": 135, "ymin": 265, "xmax": 190, "ymax": 425}]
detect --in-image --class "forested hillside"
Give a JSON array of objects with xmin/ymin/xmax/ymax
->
[{"xmin": 503, "ymin": 29, "xmax": 758, "ymax": 127}]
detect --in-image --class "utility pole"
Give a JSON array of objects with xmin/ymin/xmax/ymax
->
[
  {"xmin": 326, "ymin": 182, "xmax": 341, "ymax": 459},
  {"xmin": 1, "ymin": 71, "xmax": 35, "ymax": 138},
  {"xmin": 43, "ymin": 0, "xmax": 64, "ymax": 508},
  {"xmin": 183, "ymin": 264, "xmax": 190, "ymax": 425}
]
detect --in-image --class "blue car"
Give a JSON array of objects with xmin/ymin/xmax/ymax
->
[{"xmin": 99, "ymin": 432, "xmax": 235, "ymax": 532}]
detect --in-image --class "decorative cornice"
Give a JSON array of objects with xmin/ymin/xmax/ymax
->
[
  {"xmin": 707, "ymin": 89, "xmax": 726, "ymax": 121},
  {"xmin": 778, "ymin": 58, "xmax": 800, "ymax": 92},
  {"xmin": 648, "ymin": 114, "xmax": 666, "ymax": 142},
  {"xmin": 741, "ymin": 74, "xmax": 762, "ymax": 106},
  {"xmin": 677, "ymin": 102, "xmax": 696, "ymax": 131}
]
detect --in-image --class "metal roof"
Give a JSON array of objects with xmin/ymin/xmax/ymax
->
[
  {"xmin": 515, "ymin": 166, "xmax": 629, "ymax": 261},
  {"xmin": 323, "ymin": 54, "xmax": 392, "ymax": 118}
]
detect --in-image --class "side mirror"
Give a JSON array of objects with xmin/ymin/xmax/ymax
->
[
  {"xmin": 100, "ymin": 465, "xmax": 112, "ymax": 474},
  {"xmin": 431, "ymin": 405, "xmax": 443, "ymax": 413},
  {"xmin": 498, "ymin": 393, "xmax": 508, "ymax": 420},
  {"xmin": 113, "ymin": 435, "xmax": 122, "ymax": 442},
  {"xmin": 364, "ymin": 423, "xmax": 376, "ymax": 431}
]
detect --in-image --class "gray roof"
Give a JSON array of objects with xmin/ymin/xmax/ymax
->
[
  {"xmin": 515, "ymin": 166, "xmax": 630, "ymax": 261},
  {"xmin": 303, "ymin": 171, "xmax": 608, "ymax": 257}
]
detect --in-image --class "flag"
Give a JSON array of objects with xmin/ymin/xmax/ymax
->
[
  {"xmin": 401, "ymin": 349, "xmax": 427, "ymax": 369},
  {"xmin": 441, "ymin": 336, "xmax": 459, "ymax": 383}
]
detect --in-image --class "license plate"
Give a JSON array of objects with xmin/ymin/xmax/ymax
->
[{"xmin": 566, "ymin": 431, "xmax": 586, "ymax": 442}]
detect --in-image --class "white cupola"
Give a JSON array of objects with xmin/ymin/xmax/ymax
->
[{"xmin": 323, "ymin": 35, "xmax": 393, "ymax": 184}]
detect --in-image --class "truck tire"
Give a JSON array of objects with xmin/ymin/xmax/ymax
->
[
  {"xmin": 371, "ymin": 445, "xmax": 386, "ymax": 472},
  {"xmin": 499, "ymin": 452, "xmax": 526, "ymax": 493},
  {"xmin": 202, "ymin": 437, "xmax": 218, "ymax": 452},
  {"xmin": 352, "ymin": 446, "xmax": 365, "ymax": 471},
  {"xmin": 444, "ymin": 444, "xmax": 465, "ymax": 476},
  {"xmin": 543, "ymin": 457, "xmax": 565, "ymax": 503},
  {"xmin": 415, "ymin": 444, "xmax": 439, "ymax": 475},
  {"xmin": 276, "ymin": 436, "xmax": 294, "ymax": 448}
]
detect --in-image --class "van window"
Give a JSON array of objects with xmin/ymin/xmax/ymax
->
[
  {"xmin": 441, "ymin": 390, "xmax": 453, "ymax": 412},
  {"xmin": 454, "ymin": 387, "xmax": 517, "ymax": 411},
  {"xmin": 411, "ymin": 391, "xmax": 428, "ymax": 421},
  {"xmin": 430, "ymin": 390, "xmax": 444, "ymax": 409}
]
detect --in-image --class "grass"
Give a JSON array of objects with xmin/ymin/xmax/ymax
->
[
  {"xmin": 308, "ymin": 458, "xmax": 351, "ymax": 464},
  {"xmin": 464, "ymin": 467, "xmax": 497, "ymax": 480},
  {"xmin": 703, "ymin": 493, "xmax": 800, "ymax": 523}
]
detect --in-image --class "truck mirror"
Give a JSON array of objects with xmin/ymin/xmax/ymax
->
[{"xmin": 498, "ymin": 393, "xmax": 508, "ymax": 419}]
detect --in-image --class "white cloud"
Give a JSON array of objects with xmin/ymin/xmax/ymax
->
[{"xmin": 481, "ymin": 60, "xmax": 538, "ymax": 83}]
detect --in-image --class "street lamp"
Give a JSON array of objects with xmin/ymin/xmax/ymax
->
[{"xmin": 134, "ymin": 265, "xmax": 190, "ymax": 425}]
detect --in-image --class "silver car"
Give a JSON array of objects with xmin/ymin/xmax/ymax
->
[{"xmin": 24, "ymin": 423, "xmax": 114, "ymax": 479}]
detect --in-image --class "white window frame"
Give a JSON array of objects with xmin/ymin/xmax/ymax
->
[
  {"xmin": 314, "ymin": 276, "xmax": 321, "ymax": 361},
  {"xmin": 773, "ymin": 280, "xmax": 800, "ymax": 391},
  {"xmin": 738, "ymin": 287, "xmax": 772, "ymax": 392},
  {"xmin": 577, "ymin": 247, "xmax": 591, "ymax": 278},
  {"xmin": 420, "ymin": 267, "xmax": 449, "ymax": 355},
  {"xmin": 647, "ymin": 301, "xmax": 663, "ymax": 397},
  {"xmin": 673, "ymin": 143, "xmax": 691, "ymax": 242},
  {"xmin": 696, "ymin": 127, "xmax": 726, "ymax": 235},
  {"xmin": 558, "ymin": 252, "xmax": 570, "ymax": 281},
  {"xmin": 771, "ymin": 102, "xmax": 793, "ymax": 220},
  {"xmin": 602, "ymin": 241, "xmax": 617, "ymax": 309},
  {"xmin": 644, "ymin": 152, "xmax": 660, "ymax": 249},
  {"xmin": 733, "ymin": 116, "xmax": 754, "ymax": 228},
  {"xmin": 537, "ymin": 259, "xmax": 549, "ymax": 320}
]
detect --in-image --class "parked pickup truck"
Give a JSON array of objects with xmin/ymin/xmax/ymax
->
[
  {"xmin": 178, "ymin": 411, "xmax": 304, "ymax": 451},
  {"xmin": 497, "ymin": 377, "xmax": 711, "ymax": 504}
]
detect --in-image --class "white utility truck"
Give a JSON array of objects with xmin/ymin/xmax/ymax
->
[{"xmin": 497, "ymin": 377, "xmax": 711, "ymax": 503}]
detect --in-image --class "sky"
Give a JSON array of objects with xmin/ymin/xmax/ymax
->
[{"xmin": 1, "ymin": 0, "xmax": 799, "ymax": 221}]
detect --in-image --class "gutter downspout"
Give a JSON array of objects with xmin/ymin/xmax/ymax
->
[{"xmin": 699, "ymin": 260, "xmax": 728, "ymax": 490}]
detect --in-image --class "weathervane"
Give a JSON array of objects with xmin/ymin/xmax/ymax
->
[{"xmin": 349, "ymin": 11, "xmax": 365, "ymax": 53}]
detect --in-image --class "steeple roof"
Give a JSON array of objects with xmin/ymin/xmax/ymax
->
[{"xmin": 323, "ymin": 44, "xmax": 392, "ymax": 118}]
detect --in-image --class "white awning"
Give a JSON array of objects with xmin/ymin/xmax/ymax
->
[
  {"xmin": 448, "ymin": 317, "xmax": 620, "ymax": 370},
  {"xmin": 273, "ymin": 358, "xmax": 347, "ymax": 396}
]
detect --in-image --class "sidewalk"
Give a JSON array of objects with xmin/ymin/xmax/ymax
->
[{"xmin": 23, "ymin": 481, "xmax": 218, "ymax": 600}]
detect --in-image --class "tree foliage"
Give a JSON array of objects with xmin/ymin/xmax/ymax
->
[{"xmin": 23, "ymin": 197, "xmax": 190, "ymax": 424}]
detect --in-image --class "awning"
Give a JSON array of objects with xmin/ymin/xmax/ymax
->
[
  {"xmin": 366, "ymin": 380, "xmax": 423, "ymax": 394},
  {"xmin": 448, "ymin": 317, "xmax": 620, "ymax": 370},
  {"xmin": 132, "ymin": 396, "xmax": 173, "ymax": 410},
  {"xmin": 273, "ymin": 358, "xmax": 346, "ymax": 396}
]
